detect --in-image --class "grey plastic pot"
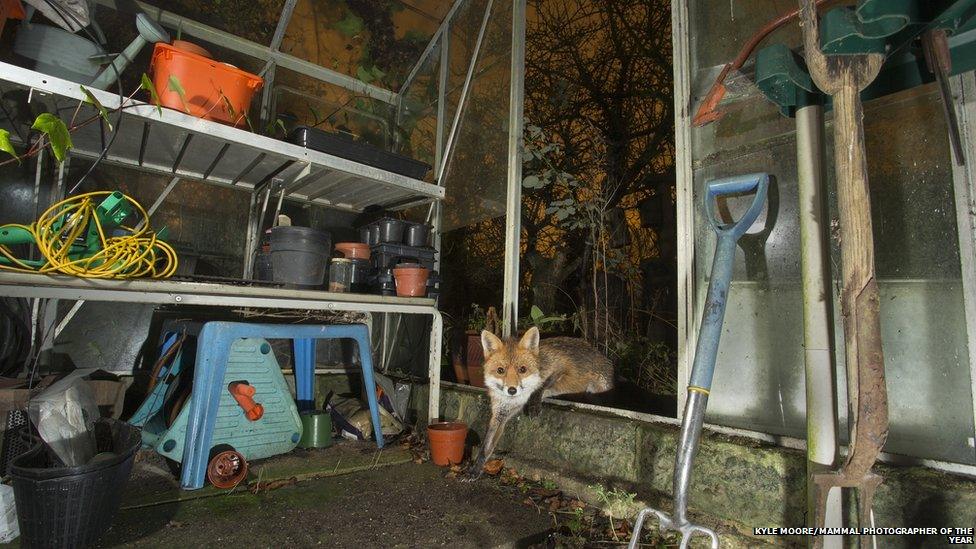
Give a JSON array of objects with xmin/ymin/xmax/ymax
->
[{"xmin": 270, "ymin": 226, "xmax": 331, "ymax": 287}]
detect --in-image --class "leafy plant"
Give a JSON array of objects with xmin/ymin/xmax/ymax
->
[
  {"xmin": 565, "ymin": 507, "xmax": 587, "ymax": 538},
  {"xmin": 592, "ymin": 484, "xmax": 637, "ymax": 542},
  {"xmin": 79, "ymin": 86, "xmax": 112, "ymax": 131},
  {"xmin": 465, "ymin": 303, "xmax": 487, "ymax": 332},
  {"xmin": 610, "ymin": 336, "xmax": 676, "ymax": 396},
  {"xmin": 0, "ymin": 130, "xmax": 17, "ymax": 163},
  {"xmin": 140, "ymin": 73, "xmax": 163, "ymax": 116},
  {"xmin": 334, "ymin": 12, "xmax": 365, "ymax": 37},
  {"xmin": 31, "ymin": 114, "xmax": 72, "ymax": 163},
  {"xmin": 167, "ymin": 75, "xmax": 191, "ymax": 113},
  {"xmin": 517, "ymin": 305, "xmax": 572, "ymax": 334}
]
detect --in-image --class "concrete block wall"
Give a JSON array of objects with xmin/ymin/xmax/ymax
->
[{"xmin": 415, "ymin": 382, "xmax": 976, "ymax": 547}]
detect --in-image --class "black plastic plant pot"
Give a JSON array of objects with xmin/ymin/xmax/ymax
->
[
  {"xmin": 403, "ymin": 223, "xmax": 430, "ymax": 247},
  {"xmin": 375, "ymin": 218, "xmax": 405, "ymax": 244},
  {"xmin": 10, "ymin": 419, "xmax": 141, "ymax": 549},
  {"xmin": 270, "ymin": 226, "xmax": 331, "ymax": 288}
]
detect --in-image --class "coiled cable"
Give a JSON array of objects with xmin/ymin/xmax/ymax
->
[{"xmin": 0, "ymin": 191, "xmax": 177, "ymax": 278}]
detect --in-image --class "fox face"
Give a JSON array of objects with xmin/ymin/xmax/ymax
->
[{"xmin": 481, "ymin": 327, "xmax": 543, "ymax": 401}]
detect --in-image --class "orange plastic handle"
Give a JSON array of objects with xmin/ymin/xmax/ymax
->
[{"xmin": 229, "ymin": 382, "xmax": 264, "ymax": 421}]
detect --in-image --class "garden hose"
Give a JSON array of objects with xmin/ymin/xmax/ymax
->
[{"xmin": 0, "ymin": 191, "xmax": 177, "ymax": 279}]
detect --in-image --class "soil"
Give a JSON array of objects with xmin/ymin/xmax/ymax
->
[{"xmin": 99, "ymin": 460, "xmax": 554, "ymax": 548}]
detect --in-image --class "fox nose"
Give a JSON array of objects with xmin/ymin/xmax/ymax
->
[{"xmin": 507, "ymin": 387, "xmax": 517, "ymax": 395}]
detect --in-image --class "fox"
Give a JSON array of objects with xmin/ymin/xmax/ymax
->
[{"xmin": 462, "ymin": 326, "xmax": 614, "ymax": 480}]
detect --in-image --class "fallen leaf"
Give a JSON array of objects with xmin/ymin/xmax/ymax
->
[{"xmin": 483, "ymin": 459, "xmax": 504, "ymax": 475}]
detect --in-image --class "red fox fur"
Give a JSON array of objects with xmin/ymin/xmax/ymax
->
[{"xmin": 463, "ymin": 326, "xmax": 613, "ymax": 479}]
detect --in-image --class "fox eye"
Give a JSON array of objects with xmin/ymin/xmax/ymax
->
[
  {"xmin": 518, "ymin": 366, "xmax": 527, "ymax": 374},
  {"xmin": 496, "ymin": 367, "xmax": 505, "ymax": 375}
]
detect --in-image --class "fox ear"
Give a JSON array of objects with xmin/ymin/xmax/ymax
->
[
  {"xmin": 518, "ymin": 327, "xmax": 540, "ymax": 352},
  {"xmin": 481, "ymin": 330, "xmax": 503, "ymax": 357}
]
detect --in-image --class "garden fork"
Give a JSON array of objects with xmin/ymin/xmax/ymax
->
[
  {"xmin": 629, "ymin": 173, "xmax": 769, "ymax": 549},
  {"xmin": 796, "ymin": 4, "xmax": 888, "ymax": 548}
]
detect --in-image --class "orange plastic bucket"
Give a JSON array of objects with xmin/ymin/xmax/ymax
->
[
  {"xmin": 427, "ymin": 422, "xmax": 467, "ymax": 466},
  {"xmin": 150, "ymin": 42, "xmax": 263, "ymax": 127}
]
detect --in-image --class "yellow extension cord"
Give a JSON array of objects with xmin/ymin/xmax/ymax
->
[{"xmin": 0, "ymin": 191, "xmax": 178, "ymax": 279}]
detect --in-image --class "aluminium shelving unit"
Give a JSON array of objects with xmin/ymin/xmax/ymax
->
[{"xmin": 0, "ymin": 1, "xmax": 465, "ymax": 423}]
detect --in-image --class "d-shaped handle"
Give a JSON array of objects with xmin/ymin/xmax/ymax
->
[{"xmin": 705, "ymin": 173, "xmax": 770, "ymax": 239}]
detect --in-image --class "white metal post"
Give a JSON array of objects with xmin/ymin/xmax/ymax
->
[
  {"xmin": 673, "ymin": 0, "xmax": 695, "ymax": 415},
  {"xmin": 502, "ymin": 0, "xmax": 527, "ymax": 337},
  {"xmin": 796, "ymin": 104, "xmax": 843, "ymax": 545},
  {"xmin": 428, "ymin": 310, "xmax": 444, "ymax": 422}
]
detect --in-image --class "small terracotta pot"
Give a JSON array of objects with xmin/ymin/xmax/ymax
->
[
  {"xmin": 334, "ymin": 241, "xmax": 370, "ymax": 259},
  {"xmin": 393, "ymin": 265, "xmax": 430, "ymax": 297},
  {"xmin": 427, "ymin": 422, "xmax": 468, "ymax": 466}
]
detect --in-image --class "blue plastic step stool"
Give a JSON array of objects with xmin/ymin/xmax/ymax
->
[
  {"xmin": 148, "ymin": 321, "xmax": 384, "ymax": 490},
  {"xmin": 133, "ymin": 335, "xmax": 303, "ymax": 468}
]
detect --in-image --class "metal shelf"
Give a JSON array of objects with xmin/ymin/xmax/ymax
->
[
  {"xmin": 0, "ymin": 62, "xmax": 443, "ymax": 212},
  {"xmin": 0, "ymin": 272, "xmax": 437, "ymax": 314}
]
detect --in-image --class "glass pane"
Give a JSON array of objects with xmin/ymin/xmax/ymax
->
[
  {"xmin": 281, "ymin": 0, "xmax": 438, "ymax": 90},
  {"xmin": 688, "ymin": 0, "xmax": 974, "ymax": 465},
  {"xmin": 396, "ymin": 37, "xmax": 441, "ymax": 170},
  {"xmin": 141, "ymin": 0, "xmax": 286, "ymax": 45},
  {"xmin": 438, "ymin": 0, "xmax": 512, "ymax": 351}
]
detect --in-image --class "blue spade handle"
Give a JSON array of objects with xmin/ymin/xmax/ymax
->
[{"xmin": 689, "ymin": 173, "xmax": 770, "ymax": 390}]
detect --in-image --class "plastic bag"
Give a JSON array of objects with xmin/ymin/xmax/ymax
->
[
  {"xmin": 27, "ymin": 369, "xmax": 99, "ymax": 466},
  {"xmin": 0, "ymin": 485, "xmax": 18, "ymax": 543}
]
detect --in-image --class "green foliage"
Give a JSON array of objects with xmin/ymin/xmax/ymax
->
[
  {"xmin": 403, "ymin": 29, "xmax": 428, "ymax": 44},
  {"xmin": 465, "ymin": 303, "xmax": 487, "ymax": 332},
  {"xmin": 79, "ymin": 85, "xmax": 112, "ymax": 131},
  {"xmin": 518, "ymin": 305, "xmax": 572, "ymax": 334},
  {"xmin": 265, "ymin": 118, "xmax": 288, "ymax": 137},
  {"xmin": 140, "ymin": 73, "xmax": 163, "ymax": 116},
  {"xmin": 522, "ymin": 123, "xmax": 592, "ymax": 231},
  {"xmin": 591, "ymin": 483, "xmax": 637, "ymax": 539},
  {"xmin": 31, "ymin": 114, "xmax": 72, "ymax": 163},
  {"xmin": 0, "ymin": 129, "xmax": 18, "ymax": 162},
  {"xmin": 356, "ymin": 64, "xmax": 385, "ymax": 84},
  {"xmin": 565, "ymin": 507, "xmax": 586, "ymax": 537},
  {"xmin": 611, "ymin": 336, "xmax": 676, "ymax": 396},
  {"xmin": 167, "ymin": 75, "xmax": 191, "ymax": 113},
  {"xmin": 335, "ymin": 12, "xmax": 365, "ymax": 37}
]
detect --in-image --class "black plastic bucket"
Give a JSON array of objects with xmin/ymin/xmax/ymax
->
[
  {"xmin": 10, "ymin": 419, "xmax": 141, "ymax": 548},
  {"xmin": 270, "ymin": 226, "xmax": 331, "ymax": 288}
]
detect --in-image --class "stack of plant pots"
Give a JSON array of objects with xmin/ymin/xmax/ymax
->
[{"xmin": 358, "ymin": 217, "xmax": 437, "ymax": 298}]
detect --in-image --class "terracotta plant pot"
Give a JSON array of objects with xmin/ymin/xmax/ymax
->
[
  {"xmin": 427, "ymin": 422, "xmax": 468, "ymax": 466},
  {"xmin": 451, "ymin": 353, "xmax": 469, "ymax": 384},
  {"xmin": 334, "ymin": 241, "xmax": 370, "ymax": 259},
  {"xmin": 393, "ymin": 265, "xmax": 430, "ymax": 297},
  {"xmin": 465, "ymin": 331, "xmax": 485, "ymax": 387}
]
